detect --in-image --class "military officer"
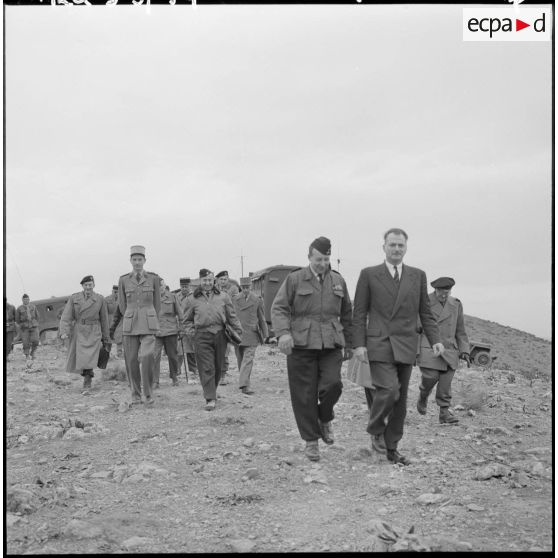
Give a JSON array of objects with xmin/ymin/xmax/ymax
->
[
  {"xmin": 215, "ymin": 270, "xmax": 239, "ymax": 386},
  {"xmin": 114, "ymin": 245, "xmax": 161, "ymax": 406},
  {"xmin": 175, "ymin": 277, "xmax": 199, "ymax": 382},
  {"xmin": 232, "ymin": 277, "xmax": 269, "ymax": 395},
  {"xmin": 416, "ymin": 277, "xmax": 470, "ymax": 424},
  {"xmin": 59, "ymin": 275, "xmax": 110, "ymax": 391},
  {"xmin": 105, "ymin": 285, "xmax": 123, "ymax": 358},
  {"xmin": 271, "ymin": 236, "xmax": 353, "ymax": 462},
  {"xmin": 153, "ymin": 278, "xmax": 184, "ymax": 388},
  {"xmin": 184, "ymin": 269, "xmax": 242, "ymax": 411},
  {"xmin": 5, "ymin": 299, "xmax": 17, "ymax": 361},
  {"xmin": 16, "ymin": 294, "xmax": 40, "ymax": 361}
]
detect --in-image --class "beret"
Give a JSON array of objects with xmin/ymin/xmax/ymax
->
[
  {"xmin": 199, "ymin": 268, "xmax": 213, "ymax": 278},
  {"xmin": 310, "ymin": 236, "xmax": 331, "ymax": 256},
  {"xmin": 80, "ymin": 275, "xmax": 94, "ymax": 285},
  {"xmin": 431, "ymin": 277, "xmax": 455, "ymax": 289},
  {"xmin": 216, "ymin": 270, "xmax": 228, "ymax": 278}
]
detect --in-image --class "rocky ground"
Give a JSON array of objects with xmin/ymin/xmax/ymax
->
[{"xmin": 5, "ymin": 340, "xmax": 553, "ymax": 554}]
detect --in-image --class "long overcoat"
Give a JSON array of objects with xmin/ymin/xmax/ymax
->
[
  {"xmin": 59, "ymin": 291, "xmax": 110, "ymax": 373},
  {"xmin": 416, "ymin": 293, "xmax": 469, "ymax": 370},
  {"xmin": 351, "ymin": 264, "xmax": 441, "ymax": 364},
  {"xmin": 232, "ymin": 291, "xmax": 269, "ymax": 347}
]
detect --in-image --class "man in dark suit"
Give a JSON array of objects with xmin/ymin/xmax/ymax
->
[{"xmin": 352, "ymin": 228, "xmax": 444, "ymax": 465}]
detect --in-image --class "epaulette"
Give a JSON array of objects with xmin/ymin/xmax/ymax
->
[
  {"xmin": 119, "ymin": 273, "xmax": 128, "ymax": 278},
  {"xmin": 146, "ymin": 271, "xmax": 159, "ymax": 277}
]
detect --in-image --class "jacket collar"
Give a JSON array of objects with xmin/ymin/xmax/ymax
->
[{"xmin": 194, "ymin": 286, "xmax": 220, "ymax": 298}]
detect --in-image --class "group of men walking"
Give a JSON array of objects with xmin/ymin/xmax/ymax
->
[{"xmin": 7, "ymin": 229, "xmax": 470, "ymax": 466}]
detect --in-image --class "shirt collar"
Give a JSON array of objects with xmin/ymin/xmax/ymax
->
[{"xmin": 385, "ymin": 261, "xmax": 403, "ymax": 278}]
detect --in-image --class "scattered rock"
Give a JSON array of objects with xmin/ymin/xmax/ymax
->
[
  {"xmin": 466, "ymin": 504, "xmax": 485, "ymax": 512},
  {"xmin": 7, "ymin": 487, "xmax": 37, "ymax": 514},
  {"xmin": 122, "ymin": 536, "xmax": 154, "ymax": 549},
  {"xmin": 453, "ymin": 404, "xmax": 465, "ymax": 411},
  {"xmin": 241, "ymin": 468, "xmax": 259, "ymax": 481},
  {"xmin": 90, "ymin": 471, "xmax": 113, "ymax": 479},
  {"xmin": 467, "ymin": 410, "xmax": 477, "ymax": 417},
  {"xmin": 90, "ymin": 406, "xmax": 108, "ymax": 413},
  {"xmin": 432, "ymin": 537, "xmax": 473, "ymax": 552},
  {"xmin": 122, "ymin": 474, "xmax": 144, "ymax": 484},
  {"xmin": 530, "ymin": 461, "xmax": 546, "ymax": 476},
  {"xmin": 415, "ymin": 493, "xmax": 449, "ymax": 506},
  {"xmin": 258, "ymin": 443, "xmax": 272, "ymax": 452},
  {"xmin": 63, "ymin": 427, "xmax": 88, "ymax": 441},
  {"xmin": 229, "ymin": 539, "xmax": 256, "ymax": 553},
  {"xmin": 242, "ymin": 438, "xmax": 255, "ymax": 448},
  {"xmin": 473, "ymin": 463, "xmax": 511, "ymax": 480},
  {"xmin": 6, "ymin": 513, "xmax": 23, "ymax": 527},
  {"xmin": 63, "ymin": 519, "xmax": 105, "ymax": 540},
  {"xmin": 483, "ymin": 426, "xmax": 513, "ymax": 437},
  {"xmin": 29, "ymin": 424, "xmax": 65, "ymax": 441},
  {"xmin": 524, "ymin": 447, "xmax": 551, "ymax": 455}
]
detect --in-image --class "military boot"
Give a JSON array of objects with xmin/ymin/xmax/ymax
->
[
  {"xmin": 439, "ymin": 407, "xmax": 459, "ymax": 424},
  {"xmin": 416, "ymin": 391, "xmax": 428, "ymax": 415},
  {"xmin": 304, "ymin": 440, "xmax": 320, "ymax": 462},
  {"xmin": 83, "ymin": 375, "xmax": 92, "ymax": 389}
]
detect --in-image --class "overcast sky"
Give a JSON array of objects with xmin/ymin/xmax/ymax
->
[{"xmin": 4, "ymin": 4, "xmax": 552, "ymax": 339}]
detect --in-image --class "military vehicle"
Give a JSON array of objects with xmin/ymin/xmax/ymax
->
[
  {"xmin": 249, "ymin": 265, "xmax": 301, "ymax": 336},
  {"xmin": 469, "ymin": 341, "xmax": 495, "ymax": 367}
]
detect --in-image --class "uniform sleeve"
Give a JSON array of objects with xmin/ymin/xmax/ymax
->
[
  {"xmin": 351, "ymin": 269, "xmax": 369, "ymax": 348},
  {"xmin": 224, "ymin": 294, "xmax": 243, "ymax": 337},
  {"xmin": 339, "ymin": 278, "xmax": 353, "ymax": 347},
  {"xmin": 184, "ymin": 297, "xmax": 195, "ymax": 337},
  {"xmin": 455, "ymin": 300, "xmax": 470, "ymax": 353},
  {"xmin": 99, "ymin": 298, "xmax": 110, "ymax": 341},
  {"xmin": 152, "ymin": 274, "xmax": 161, "ymax": 315},
  {"xmin": 15, "ymin": 307, "xmax": 22, "ymax": 326},
  {"xmin": 111, "ymin": 305, "xmax": 122, "ymax": 330},
  {"xmin": 118, "ymin": 277, "xmax": 127, "ymax": 315},
  {"xmin": 270, "ymin": 274, "xmax": 295, "ymax": 338},
  {"xmin": 257, "ymin": 297, "xmax": 269, "ymax": 339},
  {"xmin": 418, "ymin": 271, "xmax": 441, "ymax": 347},
  {"xmin": 58, "ymin": 297, "xmax": 75, "ymax": 337},
  {"xmin": 174, "ymin": 294, "xmax": 185, "ymax": 332}
]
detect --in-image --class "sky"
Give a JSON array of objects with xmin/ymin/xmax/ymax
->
[{"xmin": 3, "ymin": 3, "xmax": 553, "ymax": 339}]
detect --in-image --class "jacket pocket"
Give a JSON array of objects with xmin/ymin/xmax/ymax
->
[
  {"xmin": 366, "ymin": 328, "xmax": 382, "ymax": 337},
  {"xmin": 332, "ymin": 320, "xmax": 345, "ymax": 348},
  {"xmin": 147, "ymin": 310, "xmax": 159, "ymax": 330},
  {"xmin": 123, "ymin": 311, "xmax": 133, "ymax": 333},
  {"xmin": 291, "ymin": 318, "xmax": 311, "ymax": 346}
]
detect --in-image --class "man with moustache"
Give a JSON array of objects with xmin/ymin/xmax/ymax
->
[
  {"xmin": 352, "ymin": 228, "xmax": 444, "ymax": 465},
  {"xmin": 271, "ymin": 236, "xmax": 353, "ymax": 462}
]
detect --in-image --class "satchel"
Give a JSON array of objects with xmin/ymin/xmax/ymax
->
[
  {"xmin": 223, "ymin": 323, "xmax": 242, "ymax": 346},
  {"xmin": 97, "ymin": 342, "xmax": 112, "ymax": 369}
]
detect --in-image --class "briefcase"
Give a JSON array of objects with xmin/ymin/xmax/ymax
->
[
  {"xmin": 97, "ymin": 343, "xmax": 112, "ymax": 369},
  {"xmin": 223, "ymin": 323, "xmax": 242, "ymax": 346}
]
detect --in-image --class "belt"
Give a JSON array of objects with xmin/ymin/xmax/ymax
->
[{"xmin": 80, "ymin": 319, "xmax": 100, "ymax": 325}]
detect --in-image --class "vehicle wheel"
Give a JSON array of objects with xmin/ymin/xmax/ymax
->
[{"xmin": 474, "ymin": 352, "xmax": 491, "ymax": 367}]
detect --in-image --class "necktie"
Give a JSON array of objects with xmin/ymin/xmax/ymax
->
[
  {"xmin": 136, "ymin": 272, "xmax": 141, "ymax": 283},
  {"xmin": 318, "ymin": 273, "xmax": 323, "ymax": 284},
  {"xmin": 393, "ymin": 266, "xmax": 399, "ymax": 283}
]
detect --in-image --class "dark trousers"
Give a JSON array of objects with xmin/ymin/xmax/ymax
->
[
  {"xmin": 153, "ymin": 334, "xmax": 179, "ymax": 384},
  {"xmin": 419, "ymin": 366, "xmax": 456, "ymax": 408},
  {"xmin": 367, "ymin": 361, "xmax": 412, "ymax": 450},
  {"xmin": 194, "ymin": 330, "xmax": 227, "ymax": 401},
  {"xmin": 286, "ymin": 348, "xmax": 343, "ymax": 442},
  {"xmin": 178, "ymin": 352, "xmax": 198, "ymax": 375},
  {"xmin": 364, "ymin": 387, "xmax": 374, "ymax": 410},
  {"xmin": 81, "ymin": 368, "xmax": 94, "ymax": 377},
  {"xmin": 21, "ymin": 327, "xmax": 39, "ymax": 357}
]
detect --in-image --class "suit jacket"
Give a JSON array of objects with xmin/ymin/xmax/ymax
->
[
  {"xmin": 118, "ymin": 270, "xmax": 161, "ymax": 336},
  {"xmin": 352, "ymin": 263, "xmax": 440, "ymax": 364},
  {"xmin": 417, "ymin": 293, "xmax": 469, "ymax": 370},
  {"xmin": 232, "ymin": 291, "xmax": 269, "ymax": 346}
]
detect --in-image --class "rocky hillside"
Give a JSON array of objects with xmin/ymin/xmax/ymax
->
[{"xmin": 464, "ymin": 315, "xmax": 551, "ymax": 380}]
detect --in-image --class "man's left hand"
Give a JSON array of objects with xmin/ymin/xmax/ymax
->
[
  {"xmin": 343, "ymin": 348, "xmax": 353, "ymax": 361},
  {"xmin": 432, "ymin": 343, "xmax": 445, "ymax": 357}
]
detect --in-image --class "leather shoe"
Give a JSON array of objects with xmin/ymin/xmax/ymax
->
[
  {"xmin": 370, "ymin": 433, "xmax": 387, "ymax": 455},
  {"xmin": 172, "ymin": 378, "xmax": 179, "ymax": 387},
  {"xmin": 386, "ymin": 449, "xmax": 411, "ymax": 466},
  {"xmin": 318, "ymin": 420, "xmax": 334, "ymax": 445},
  {"xmin": 439, "ymin": 407, "xmax": 459, "ymax": 424},
  {"xmin": 219, "ymin": 377, "xmax": 229, "ymax": 386},
  {"xmin": 304, "ymin": 440, "xmax": 320, "ymax": 462},
  {"xmin": 204, "ymin": 399, "xmax": 216, "ymax": 411},
  {"xmin": 240, "ymin": 387, "xmax": 254, "ymax": 395},
  {"xmin": 145, "ymin": 397, "xmax": 154, "ymax": 407},
  {"xmin": 417, "ymin": 392, "xmax": 428, "ymax": 415}
]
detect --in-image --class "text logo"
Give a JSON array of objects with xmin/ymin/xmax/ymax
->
[{"xmin": 463, "ymin": 7, "xmax": 551, "ymax": 41}]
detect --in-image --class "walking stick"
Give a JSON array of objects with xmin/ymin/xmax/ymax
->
[{"xmin": 179, "ymin": 335, "xmax": 189, "ymax": 382}]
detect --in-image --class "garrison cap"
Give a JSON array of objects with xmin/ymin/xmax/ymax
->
[
  {"xmin": 22, "ymin": 294, "xmax": 29, "ymax": 299},
  {"xmin": 216, "ymin": 270, "xmax": 228, "ymax": 278},
  {"xmin": 130, "ymin": 245, "xmax": 146, "ymax": 257},
  {"xmin": 179, "ymin": 277, "xmax": 191, "ymax": 286},
  {"xmin": 80, "ymin": 275, "xmax": 94, "ymax": 285},
  {"xmin": 310, "ymin": 236, "xmax": 331, "ymax": 256},
  {"xmin": 199, "ymin": 268, "xmax": 213, "ymax": 278},
  {"xmin": 112, "ymin": 285, "xmax": 118, "ymax": 290},
  {"xmin": 239, "ymin": 277, "xmax": 251, "ymax": 287},
  {"xmin": 431, "ymin": 277, "xmax": 455, "ymax": 289}
]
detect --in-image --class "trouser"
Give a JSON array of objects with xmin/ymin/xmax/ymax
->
[
  {"xmin": 177, "ymin": 352, "xmax": 198, "ymax": 375},
  {"xmin": 235, "ymin": 345, "xmax": 257, "ymax": 389},
  {"xmin": 153, "ymin": 334, "xmax": 179, "ymax": 384},
  {"xmin": 419, "ymin": 366, "xmax": 456, "ymax": 408},
  {"xmin": 286, "ymin": 348, "xmax": 343, "ymax": 442},
  {"xmin": 221, "ymin": 343, "xmax": 232, "ymax": 374},
  {"xmin": 5, "ymin": 331, "xmax": 15, "ymax": 354},
  {"xmin": 364, "ymin": 387, "xmax": 374, "ymax": 410},
  {"xmin": 194, "ymin": 330, "xmax": 227, "ymax": 401},
  {"xmin": 367, "ymin": 361, "xmax": 412, "ymax": 451},
  {"xmin": 21, "ymin": 327, "xmax": 39, "ymax": 357},
  {"xmin": 123, "ymin": 334, "xmax": 156, "ymax": 401}
]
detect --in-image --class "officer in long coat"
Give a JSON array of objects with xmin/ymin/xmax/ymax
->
[
  {"xmin": 16, "ymin": 294, "xmax": 40, "ymax": 361},
  {"xmin": 116, "ymin": 245, "xmax": 161, "ymax": 406},
  {"xmin": 271, "ymin": 236, "xmax": 353, "ymax": 462},
  {"xmin": 232, "ymin": 277, "xmax": 269, "ymax": 395},
  {"xmin": 105, "ymin": 285, "xmax": 123, "ymax": 358},
  {"xmin": 5, "ymin": 299, "xmax": 17, "ymax": 361},
  {"xmin": 59, "ymin": 275, "xmax": 110, "ymax": 390},
  {"xmin": 153, "ymin": 278, "xmax": 184, "ymax": 388},
  {"xmin": 184, "ymin": 268, "xmax": 242, "ymax": 411},
  {"xmin": 416, "ymin": 276, "xmax": 470, "ymax": 424},
  {"xmin": 175, "ymin": 277, "xmax": 199, "ymax": 381}
]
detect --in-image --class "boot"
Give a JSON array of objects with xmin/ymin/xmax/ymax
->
[
  {"xmin": 304, "ymin": 440, "xmax": 320, "ymax": 462},
  {"xmin": 416, "ymin": 391, "xmax": 428, "ymax": 415},
  {"xmin": 439, "ymin": 407, "xmax": 459, "ymax": 424},
  {"xmin": 83, "ymin": 375, "xmax": 92, "ymax": 389}
]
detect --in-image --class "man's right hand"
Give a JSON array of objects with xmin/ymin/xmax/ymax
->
[
  {"xmin": 354, "ymin": 346, "xmax": 368, "ymax": 363},
  {"xmin": 60, "ymin": 333, "xmax": 68, "ymax": 341},
  {"xmin": 109, "ymin": 329, "xmax": 115, "ymax": 340},
  {"xmin": 278, "ymin": 334, "xmax": 294, "ymax": 355}
]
